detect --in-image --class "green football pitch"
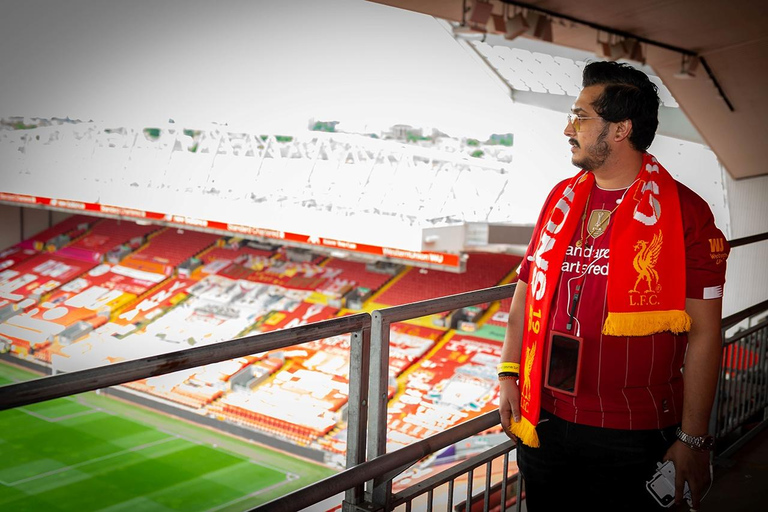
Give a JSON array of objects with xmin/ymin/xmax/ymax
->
[{"xmin": 0, "ymin": 361, "xmax": 336, "ymax": 511}]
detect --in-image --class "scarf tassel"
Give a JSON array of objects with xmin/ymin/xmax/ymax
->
[
  {"xmin": 508, "ymin": 417, "xmax": 540, "ymax": 448},
  {"xmin": 602, "ymin": 310, "xmax": 692, "ymax": 337}
]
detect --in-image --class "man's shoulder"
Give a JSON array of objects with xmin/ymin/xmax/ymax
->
[
  {"xmin": 543, "ymin": 177, "xmax": 576, "ymax": 203},
  {"xmin": 672, "ymin": 179, "xmax": 716, "ymax": 223},
  {"xmin": 673, "ymin": 179, "xmax": 708, "ymax": 207},
  {"xmin": 541, "ymin": 177, "xmax": 570, "ymax": 195},
  {"xmin": 670, "ymin": 179, "xmax": 728, "ymax": 261},
  {"xmin": 534, "ymin": 178, "xmax": 571, "ymax": 215}
]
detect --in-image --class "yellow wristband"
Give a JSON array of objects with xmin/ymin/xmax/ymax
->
[{"xmin": 497, "ymin": 362, "xmax": 520, "ymax": 374}]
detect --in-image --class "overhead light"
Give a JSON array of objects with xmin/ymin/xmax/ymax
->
[
  {"xmin": 491, "ymin": 14, "xmax": 506, "ymax": 34},
  {"xmin": 596, "ymin": 33, "xmax": 643, "ymax": 62},
  {"xmin": 534, "ymin": 17, "xmax": 553, "ymax": 42},
  {"xmin": 469, "ymin": 0, "xmax": 494, "ymax": 30},
  {"xmin": 452, "ymin": 23, "xmax": 486, "ymax": 40},
  {"xmin": 451, "ymin": 0, "xmax": 489, "ymax": 40},
  {"xmin": 527, "ymin": 12, "xmax": 553, "ymax": 42},
  {"xmin": 625, "ymin": 39, "xmax": 645, "ymax": 64},
  {"xmin": 674, "ymin": 54, "xmax": 700, "ymax": 79},
  {"xmin": 602, "ymin": 39, "xmax": 627, "ymax": 61},
  {"xmin": 505, "ymin": 12, "xmax": 529, "ymax": 40}
]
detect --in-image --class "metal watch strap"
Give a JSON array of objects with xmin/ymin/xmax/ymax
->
[{"xmin": 676, "ymin": 427, "xmax": 714, "ymax": 451}]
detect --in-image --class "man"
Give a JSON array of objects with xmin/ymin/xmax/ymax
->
[{"xmin": 498, "ymin": 61, "xmax": 729, "ymax": 511}]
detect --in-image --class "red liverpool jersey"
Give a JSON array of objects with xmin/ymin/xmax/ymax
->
[{"xmin": 518, "ymin": 180, "xmax": 728, "ymax": 430}]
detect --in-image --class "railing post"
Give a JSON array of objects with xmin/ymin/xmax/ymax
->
[
  {"xmin": 344, "ymin": 327, "xmax": 371, "ymax": 507},
  {"xmin": 367, "ymin": 309, "xmax": 392, "ymax": 510}
]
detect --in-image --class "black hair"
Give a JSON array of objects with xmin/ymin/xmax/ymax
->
[{"xmin": 582, "ymin": 61, "xmax": 660, "ymax": 152}]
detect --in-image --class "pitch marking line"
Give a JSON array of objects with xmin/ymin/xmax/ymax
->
[
  {"xmin": 17, "ymin": 407, "xmax": 100, "ymax": 423},
  {"xmin": 245, "ymin": 458, "xmax": 300, "ymax": 479},
  {"xmin": 2, "ymin": 370, "xmax": 305, "ymax": 508},
  {"xmin": 2, "ymin": 436, "xmax": 179, "ymax": 486},
  {"xmin": 204, "ymin": 473, "xmax": 299, "ymax": 512}
]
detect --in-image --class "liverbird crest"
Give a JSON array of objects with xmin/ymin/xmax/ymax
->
[{"xmin": 631, "ymin": 230, "xmax": 663, "ymax": 293}]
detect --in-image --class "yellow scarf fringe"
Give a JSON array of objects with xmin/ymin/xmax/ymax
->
[
  {"xmin": 602, "ymin": 310, "xmax": 692, "ymax": 337},
  {"xmin": 508, "ymin": 416, "xmax": 540, "ymax": 448}
]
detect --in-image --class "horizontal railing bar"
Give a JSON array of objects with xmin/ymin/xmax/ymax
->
[
  {"xmin": 254, "ymin": 410, "xmax": 500, "ymax": 511},
  {"xmin": 0, "ymin": 313, "xmax": 370, "ymax": 411},
  {"xmin": 724, "ymin": 318, "xmax": 768, "ymax": 344},
  {"xmin": 377, "ymin": 284, "xmax": 516, "ymax": 323},
  {"xmin": 374, "ymin": 459, "xmax": 418, "ymax": 491},
  {"xmin": 728, "ymin": 231, "xmax": 768, "ymax": 248},
  {"xmin": 391, "ymin": 440, "xmax": 516, "ymax": 505},
  {"xmin": 722, "ymin": 299, "xmax": 768, "ymax": 330}
]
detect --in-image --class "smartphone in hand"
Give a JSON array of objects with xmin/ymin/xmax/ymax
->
[{"xmin": 645, "ymin": 460, "xmax": 691, "ymax": 508}]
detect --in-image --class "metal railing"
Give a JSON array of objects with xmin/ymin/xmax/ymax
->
[
  {"xmin": 2, "ymin": 259, "xmax": 768, "ymax": 510},
  {"xmin": 727, "ymin": 231, "xmax": 768, "ymax": 248},
  {"xmin": 390, "ymin": 440, "xmax": 519, "ymax": 512},
  {"xmin": 0, "ymin": 312, "xmax": 375, "ymax": 501},
  {"xmin": 261, "ymin": 412, "xmax": 518, "ymax": 512},
  {"xmin": 364, "ymin": 284, "xmax": 518, "ymax": 510},
  {"xmin": 711, "ymin": 298, "xmax": 768, "ymax": 460},
  {"xmin": 0, "ymin": 284, "xmax": 519, "ymax": 512},
  {"xmin": 708, "ymin": 230, "xmax": 768, "ymax": 459}
]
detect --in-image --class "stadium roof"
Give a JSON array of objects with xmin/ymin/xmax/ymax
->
[
  {"xmin": 0, "ymin": 1, "xmax": 733, "ymax": 270},
  {"xmin": 372, "ymin": 0, "xmax": 768, "ymax": 179},
  {"xmin": 453, "ymin": 34, "xmax": 703, "ymax": 144}
]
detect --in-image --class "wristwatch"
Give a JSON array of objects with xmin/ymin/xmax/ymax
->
[{"xmin": 676, "ymin": 427, "xmax": 715, "ymax": 451}]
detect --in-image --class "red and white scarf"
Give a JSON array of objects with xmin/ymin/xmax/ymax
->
[{"xmin": 510, "ymin": 153, "xmax": 691, "ymax": 447}]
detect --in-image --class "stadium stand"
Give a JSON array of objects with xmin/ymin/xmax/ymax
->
[
  {"xmin": 374, "ymin": 252, "xmax": 520, "ymax": 305},
  {"xmin": 2, "ymin": 216, "xmax": 522, "ymax": 467},
  {"xmin": 57, "ymin": 218, "xmax": 159, "ymax": 263},
  {"xmin": 0, "ymin": 244, "xmax": 39, "ymax": 273},
  {"xmin": 0, "ymin": 253, "xmax": 100, "ymax": 355},
  {"xmin": 322, "ymin": 258, "xmax": 395, "ymax": 292},
  {"xmin": 385, "ymin": 332, "xmax": 502, "ymax": 451},
  {"xmin": 120, "ymin": 228, "xmax": 221, "ymax": 276},
  {"xmin": 16, "ymin": 214, "xmax": 96, "ymax": 252},
  {"xmin": 198, "ymin": 244, "xmax": 278, "ymax": 270},
  {"xmin": 485, "ymin": 296, "xmax": 512, "ymax": 327}
]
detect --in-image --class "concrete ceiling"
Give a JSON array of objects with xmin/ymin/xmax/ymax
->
[{"xmin": 370, "ymin": 0, "xmax": 768, "ymax": 179}]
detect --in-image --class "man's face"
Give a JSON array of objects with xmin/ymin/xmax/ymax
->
[{"xmin": 565, "ymin": 85, "xmax": 612, "ymax": 171}]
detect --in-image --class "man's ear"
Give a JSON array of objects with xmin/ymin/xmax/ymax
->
[{"xmin": 614, "ymin": 119, "xmax": 632, "ymax": 143}]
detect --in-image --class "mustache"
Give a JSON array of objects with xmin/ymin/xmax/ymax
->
[{"xmin": 569, "ymin": 138, "xmax": 580, "ymax": 148}]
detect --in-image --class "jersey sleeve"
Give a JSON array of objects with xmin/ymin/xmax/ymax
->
[{"xmin": 678, "ymin": 183, "xmax": 730, "ymax": 299}]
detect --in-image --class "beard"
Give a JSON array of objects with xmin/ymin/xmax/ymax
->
[{"xmin": 571, "ymin": 122, "xmax": 611, "ymax": 170}]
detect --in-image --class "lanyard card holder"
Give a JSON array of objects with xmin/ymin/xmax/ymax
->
[{"xmin": 544, "ymin": 331, "xmax": 583, "ymax": 396}]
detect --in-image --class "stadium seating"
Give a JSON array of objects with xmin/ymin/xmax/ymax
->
[
  {"xmin": 17, "ymin": 214, "xmax": 96, "ymax": 251},
  {"xmin": 322, "ymin": 257, "xmax": 395, "ymax": 291},
  {"xmin": 486, "ymin": 296, "xmax": 513, "ymax": 327},
  {"xmin": 120, "ymin": 228, "xmax": 220, "ymax": 275},
  {"xmin": 2, "ymin": 217, "xmax": 522, "ymax": 465},
  {"xmin": 375, "ymin": 252, "xmax": 521, "ymax": 306},
  {"xmin": 57, "ymin": 219, "xmax": 159, "ymax": 262}
]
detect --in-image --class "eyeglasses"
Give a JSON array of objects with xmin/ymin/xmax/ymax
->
[{"xmin": 567, "ymin": 113, "xmax": 602, "ymax": 132}]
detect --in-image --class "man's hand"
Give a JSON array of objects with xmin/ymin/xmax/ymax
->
[
  {"xmin": 499, "ymin": 281, "xmax": 527, "ymax": 443},
  {"xmin": 663, "ymin": 440, "xmax": 711, "ymax": 509},
  {"xmin": 498, "ymin": 378, "xmax": 521, "ymax": 442},
  {"xmin": 669, "ymin": 298, "xmax": 721, "ymax": 509}
]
